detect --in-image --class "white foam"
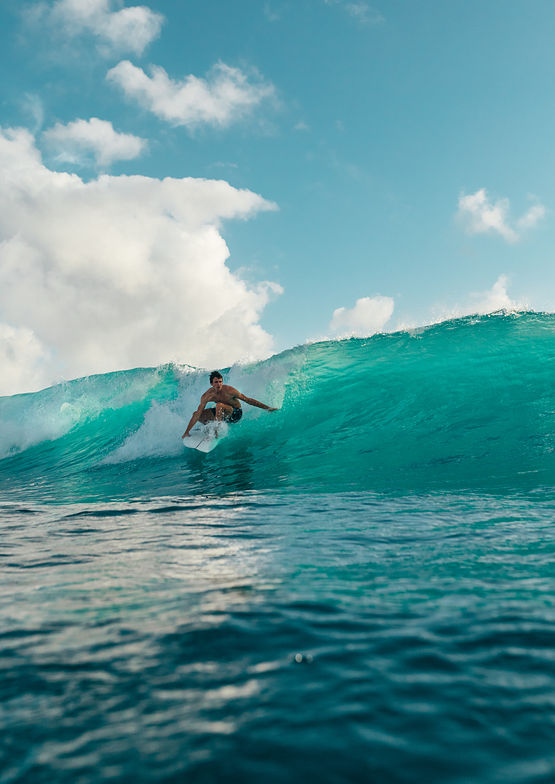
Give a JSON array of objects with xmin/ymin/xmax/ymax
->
[
  {"xmin": 104, "ymin": 400, "xmax": 187, "ymax": 462},
  {"xmin": 0, "ymin": 397, "xmax": 83, "ymax": 460}
]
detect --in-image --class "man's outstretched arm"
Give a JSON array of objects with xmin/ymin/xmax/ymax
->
[{"xmin": 237, "ymin": 392, "xmax": 278, "ymax": 412}]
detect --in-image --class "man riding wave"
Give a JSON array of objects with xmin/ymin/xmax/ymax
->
[{"xmin": 182, "ymin": 371, "xmax": 278, "ymax": 439}]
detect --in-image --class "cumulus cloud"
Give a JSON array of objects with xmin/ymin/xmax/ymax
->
[
  {"xmin": 48, "ymin": 0, "xmax": 164, "ymax": 55},
  {"xmin": 107, "ymin": 61, "xmax": 276, "ymax": 129},
  {"xmin": 0, "ymin": 127, "xmax": 280, "ymax": 396},
  {"xmin": 457, "ymin": 188, "xmax": 545, "ymax": 243},
  {"xmin": 420, "ymin": 275, "xmax": 524, "ymax": 328},
  {"xmin": 330, "ymin": 295, "xmax": 394, "ymax": 336},
  {"xmin": 43, "ymin": 117, "xmax": 147, "ymax": 168},
  {"xmin": 471, "ymin": 275, "xmax": 521, "ymax": 314},
  {"xmin": 457, "ymin": 189, "xmax": 517, "ymax": 242},
  {"xmin": 0, "ymin": 324, "xmax": 52, "ymax": 396}
]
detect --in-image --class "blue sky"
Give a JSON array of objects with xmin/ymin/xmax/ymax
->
[{"xmin": 0, "ymin": 0, "xmax": 554, "ymax": 392}]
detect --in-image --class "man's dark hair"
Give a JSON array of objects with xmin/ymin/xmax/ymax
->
[{"xmin": 210, "ymin": 371, "xmax": 223, "ymax": 383}]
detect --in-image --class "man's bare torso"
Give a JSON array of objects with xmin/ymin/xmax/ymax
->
[{"xmin": 202, "ymin": 384, "xmax": 241, "ymax": 409}]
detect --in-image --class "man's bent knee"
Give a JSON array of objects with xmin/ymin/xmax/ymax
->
[{"xmin": 215, "ymin": 402, "xmax": 233, "ymax": 420}]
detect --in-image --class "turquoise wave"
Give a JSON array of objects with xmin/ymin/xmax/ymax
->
[{"xmin": 2, "ymin": 311, "xmax": 555, "ymax": 501}]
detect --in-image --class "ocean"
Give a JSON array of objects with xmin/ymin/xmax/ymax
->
[{"xmin": 1, "ymin": 311, "xmax": 555, "ymax": 783}]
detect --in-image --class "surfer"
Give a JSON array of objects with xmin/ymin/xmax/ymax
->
[{"xmin": 182, "ymin": 371, "xmax": 278, "ymax": 438}]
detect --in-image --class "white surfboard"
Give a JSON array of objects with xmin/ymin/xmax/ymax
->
[{"xmin": 182, "ymin": 423, "xmax": 227, "ymax": 453}]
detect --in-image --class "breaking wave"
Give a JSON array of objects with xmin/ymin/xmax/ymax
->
[{"xmin": 2, "ymin": 311, "xmax": 555, "ymax": 501}]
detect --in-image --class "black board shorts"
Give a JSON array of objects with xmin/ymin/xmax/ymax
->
[{"xmin": 209, "ymin": 406, "xmax": 242, "ymax": 423}]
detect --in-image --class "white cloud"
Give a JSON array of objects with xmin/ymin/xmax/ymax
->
[
  {"xmin": 345, "ymin": 3, "xmax": 385, "ymax": 25},
  {"xmin": 22, "ymin": 94, "xmax": 45, "ymax": 134},
  {"xmin": 0, "ymin": 324, "xmax": 52, "ymax": 396},
  {"xmin": 457, "ymin": 188, "xmax": 545, "ymax": 243},
  {"xmin": 49, "ymin": 0, "xmax": 164, "ymax": 55},
  {"xmin": 107, "ymin": 61, "xmax": 276, "ymax": 129},
  {"xmin": 0, "ymin": 127, "xmax": 280, "ymax": 396},
  {"xmin": 324, "ymin": 0, "xmax": 384, "ymax": 25},
  {"xmin": 330, "ymin": 295, "xmax": 394, "ymax": 336},
  {"xmin": 471, "ymin": 275, "xmax": 521, "ymax": 314},
  {"xmin": 43, "ymin": 117, "xmax": 147, "ymax": 168},
  {"xmin": 417, "ymin": 275, "xmax": 524, "ymax": 329},
  {"xmin": 457, "ymin": 189, "xmax": 518, "ymax": 242},
  {"xmin": 517, "ymin": 201, "xmax": 546, "ymax": 230}
]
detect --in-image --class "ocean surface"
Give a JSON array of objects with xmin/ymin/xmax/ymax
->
[{"xmin": 1, "ymin": 311, "xmax": 555, "ymax": 783}]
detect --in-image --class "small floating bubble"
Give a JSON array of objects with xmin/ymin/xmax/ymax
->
[{"xmin": 295, "ymin": 653, "xmax": 302, "ymax": 663}]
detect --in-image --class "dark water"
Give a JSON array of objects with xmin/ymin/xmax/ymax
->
[{"xmin": 2, "ymin": 313, "xmax": 555, "ymax": 782}]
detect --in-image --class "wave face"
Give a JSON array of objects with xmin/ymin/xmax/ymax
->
[{"xmin": 2, "ymin": 311, "xmax": 555, "ymax": 502}]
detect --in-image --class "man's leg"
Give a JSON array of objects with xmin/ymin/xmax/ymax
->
[
  {"xmin": 199, "ymin": 408, "xmax": 217, "ymax": 424},
  {"xmin": 215, "ymin": 402, "xmax": 233, "ymax": 421}
]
